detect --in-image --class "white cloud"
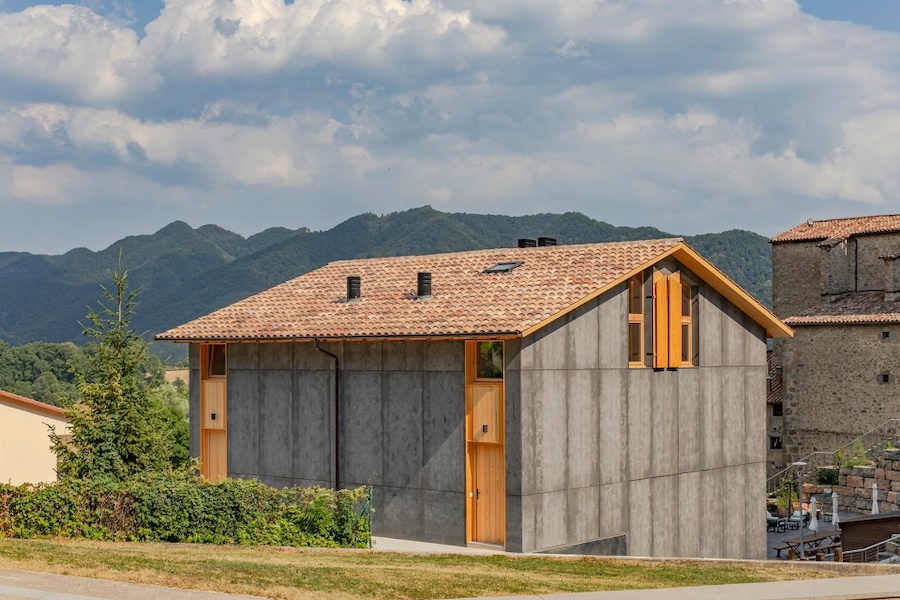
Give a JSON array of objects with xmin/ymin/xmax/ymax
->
[{"xmin": 2, "ymin": 0, "xmax": 900, "ymax": 252}]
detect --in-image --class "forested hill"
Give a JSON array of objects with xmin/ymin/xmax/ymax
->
[{"xmin": 0, "ymin": 207, "xmax": 772, "ymax": 352}]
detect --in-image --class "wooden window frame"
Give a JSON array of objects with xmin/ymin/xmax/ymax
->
[
  {"xmin": 628, "ymin": 274, "xmax": 645, "ymax": 367},
  {"xmin": 472, "ymin": 340, "xmax": 504, "ymax": 382},
  {"xmin": 202, "ymin": 344, "xmax": 227, "ymax": 380},
  {"xmin": 645, "ymin": 267, "xmax": 698, "ymax": 370}
]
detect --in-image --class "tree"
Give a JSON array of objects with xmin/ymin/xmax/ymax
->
[{"xmin": 51, "ymin": 262, "xmax": 174, "ymax": 480}]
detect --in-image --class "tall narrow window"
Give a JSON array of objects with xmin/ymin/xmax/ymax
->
[
  {"xmin": 628, "ymin": 274, "xmax": 644, "ymax": 366},
  {"xmin": 680, "ymin": 282, "xmax": 693, "ymax": 365},
  {"xmin": 476, "ymin": 341, "xmax": 504, "ymax": 379}
]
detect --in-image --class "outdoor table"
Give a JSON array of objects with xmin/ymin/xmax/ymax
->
[{"xmin": 773, "ymin": 531, "xmax": 840, "ymax": 559}]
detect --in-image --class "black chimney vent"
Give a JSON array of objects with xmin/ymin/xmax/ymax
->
[
  {"xmin": 347, "ymin": 276, "xmax": 361, "ymax": 301},
  {"xmin": 518, "ymin": 238, "xmax": 537, "ymax": 248},
  {"xmin": 417, "ymin": 272, "xmax": 432, "ymax": 298},
  {"xmin": 538, "ymin": 237, "xmax": 557, "ymax": 246}
]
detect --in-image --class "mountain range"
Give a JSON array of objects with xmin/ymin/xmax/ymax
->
[{"xmin": 0, "ymin": 206, "xmax": 772, "ymax": 358}]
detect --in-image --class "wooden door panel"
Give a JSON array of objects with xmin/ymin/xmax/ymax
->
[
  {"xmin": 201, "ymin": 380, "xmax": 226, "ymax": 430},
  {"xmin": 203, "ymin": 430, "xmax": 227, "ymax": 481},
  {"xmin": 468, "ymin": 384, "xmax": 501, "ymax": 443},
  {"xmin": 474, "ymin": 444, "xmax": 505, "ymax": 544}
]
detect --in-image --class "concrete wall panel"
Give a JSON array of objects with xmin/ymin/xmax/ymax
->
[
  {"xmin": 599, "ymin": 370, "xmax": 627, "ymax": 486},
  {"xmin": 598, "ymin": 482, "xmax": 627, "ymax": 541},
  {"xmin": 259, "ymin": 370, "xmax": 293, "ymax": 478},
  {"xmin": 627, "ymin": 371, "xmax": 651, "ymax": 481},
  {"xmin": 678, "ymin": 369, "xmax": 700, "ymax": 473},
  {"xmin": 699, "ymin": 469, "xmax": 724, "ymax": 558},
  {"xmin": 535, "ymin": 490, "xmax": 569, "ymax": 549},
  {"xmin": 700, "ymin": 368, "xmax": 724, "ymax": 471},
  {"xmin": 227, "ymin": 368, "xmax": 259, "ymax": 476},
  {"xmin": 259, "ymin": 343, "xmax": 292, "ymax": 370},
  {"xmin": 340, "ymin": 371, "xmax": 383, "ymax": 486},
  {"xmin": 567, "ymin": 485, "xmax": 600, "ymax": 544},
  {"xmin": 699, "ymin": 289, "xmax": 724, "ymax": 368},
  {"xmin": 380, "ymin": 486, "xmax": 424, "ymax": 541},
  {"xmin": 568, "ymin": 301, "xmax": 599, "ymax": 370},
  {"xmin": 651, "ymin": 371, "xmax": 678, "ymax": 478},
  {"xmin": 722, "ymin": 367, "xmax": 745, "ymax": 467},
  {"xmin": 598, "ymin": 284, "xmax": 627, "ymax": 369},
  {"xmin": 423, "ymin": 489, "xmax": 466, "ymax": 546},
  {"xmin": 723, "ymin": 466, "xmax": 746, "ymax": 558},
  {"xmin": 294, "ymin": 341, "xmax": 338, "ymax": 370},
  {"xmin": 519, "ymin": 368, "xmax": 537, "ymax": 497},
  {"xmin": 651, "ymin": 475, "xmax": 678, "ymax": 557},
  {"xmin": 344, "ymin": 342, "xmax": 383, "ymax": 371},
  {"xmin": 422, "ymin": 371, "xmax": 465, "ymax": 492},
  {"xmin": 383, "ymin": 371, "xmax": 424, "ymax": 488},
  {"xmin": 384, "ymin": 342, "xmax": 424, "ymax": 371},
  {"xmin": 567, "ymin": 369, "xmax": 599, "ymax": 489},
  {"xmin": 627, "ymin": 479, "xmax": 652, "ymax": 556},
  {"xmin": 677, "ymin": 471, "xmax": 701, "ymax": 557},
  {"xmin": 293, "ymin": 370, "xmax": 333, "ymax": 483},
  {"xmin": 228, "ymin": 343, "xmax": 258, "ymax": 370},
  {"xmin": 744, "ymin": 367, "xmax": 766, "ymax": 465},
  {"xmin": 532, "ymin": 369, "xmax": 568, "ymax": 492},
  {"xmin": 189, "ymin": 344, "xmax": 201, "ymax": 458},
  {"xmin": 424, "ymin": 341, "xmax": 464, "ymax": 371}
]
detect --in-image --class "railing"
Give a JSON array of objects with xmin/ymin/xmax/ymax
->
[
  {"xmin": 766, "ymin": 418, "xmax": 900, "ymax": 496},
  {"xmin": 841, "ymin": 535, "xmax": 900, "ymax": 563}
]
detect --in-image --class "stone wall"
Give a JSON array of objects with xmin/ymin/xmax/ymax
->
[
  {"xmin": 810, "ymin": 450, "xmax": 900, "ymax": 515},
  {"xmin": 780, "ymin": 323, "xmax": 900, "ymax": 460}
]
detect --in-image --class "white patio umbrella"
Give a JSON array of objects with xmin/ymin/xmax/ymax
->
[
  {"xmin": 872, "ymin": 483, "xmax": 880, "ymax": 515},
  {"xmin": 832, "ymin": 491, "xmax": 840, "ymax": 527},
  {"xmin": 808, "ymin": 495, "xmax": 819, "ymax": 532}
]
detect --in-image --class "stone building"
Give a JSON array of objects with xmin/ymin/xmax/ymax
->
[
  {"xmin": 771, "ymin": 214, "xmax": 900, "ymax": 464},
  {"xmin": 158, "ymin": 238, "xmax": 790, "ymax": 558}
]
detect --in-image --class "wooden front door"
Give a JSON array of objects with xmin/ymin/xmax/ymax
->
[
  {"xmin": 466, "ymin": 342, "xmax": 505, "ymax": 546},
  {"xmin": 200, "ymin": 344, "xmax": 227, "ymax": 481}
]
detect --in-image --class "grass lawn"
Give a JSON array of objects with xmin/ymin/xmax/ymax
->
[{"xmin": 0, "ymin": 538, "xmax": 852, "ymax": 599}]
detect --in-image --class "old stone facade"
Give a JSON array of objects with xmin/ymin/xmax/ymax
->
[
  {"xmin": 771, "ymin": 215, "xmax": 900, "ymax": 466},
  {"xmin": 808, "ymin": 450, "xmax": 900, "ymax": 515}
]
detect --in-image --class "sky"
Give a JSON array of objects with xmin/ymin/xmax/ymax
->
[{"xmin": 2, "ymin": 0, "xmax": 900, "ymax": 254}]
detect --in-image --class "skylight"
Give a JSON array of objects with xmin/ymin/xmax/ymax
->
[{"xmin": 484, "ymin": 261, "xmax": 523, "ymax": 273}]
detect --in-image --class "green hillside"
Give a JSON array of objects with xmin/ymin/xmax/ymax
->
[{"xmin": 0, "ymin": 207, "xmax": 773, "ymax": 354}]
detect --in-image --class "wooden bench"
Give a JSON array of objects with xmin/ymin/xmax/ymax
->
[{"xmin": 773, "ymin": 543, "xmax": 791, "ymax": 559}]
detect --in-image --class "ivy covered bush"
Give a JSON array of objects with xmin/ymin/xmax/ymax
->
[{"xmin": 0, "ymin": 470, "xmax": 371, "ymax": 547}]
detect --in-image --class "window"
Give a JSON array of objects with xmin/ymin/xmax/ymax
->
[
  {"xmin": 476, "ymin": 341, "xmax": 503, "ymax": 379},
  {"xmin": 203, "ymin": 344, "xmax": 227, "ymax": 379},
  {"xmin": 629, "ymin": 267, "xmax": 696, "ymax": 369},
  {"xmin": 769, "ymin": 436, "xmax": 783, "ymax": 450},
  {"xmin": 878, "ymin": 373, "xmax": 892, "ymax": 384},
  {"xmin": 484, "ymin": 261, "xmax": 523, "ymax": 273},
  {"xmin": 772, "ymin": 403, "xmax": 783, "ymax": 417},
  {"xmin": 628, "ymin": 274, "xmax": 644, "ymax": 366}
]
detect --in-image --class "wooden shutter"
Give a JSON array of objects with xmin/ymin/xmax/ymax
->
[
  {"xmin": 653, "ymin": 272, "xmax": 668, "ymax": 368},
  {"xmin": 667, "ymin": 273, "xmax": 682, "ymax": 369}
]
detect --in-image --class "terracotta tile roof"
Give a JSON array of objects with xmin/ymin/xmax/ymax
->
[
  {"xmin": 771, "ymin": 214, "xmax": 900, "ymax": 244},
  {"xmin": 783, "ymin": 291, "xmax": 900, "ymax": 325},
  {"xmin": 157, "ymin": 239, "xmax": 684, "ymax": 341},
  {"xmin": 0, "ymin": 389, "xmax": 67, "ymax": 419}
]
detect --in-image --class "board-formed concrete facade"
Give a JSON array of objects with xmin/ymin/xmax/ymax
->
[{"xmin": 186, "ymin": 265, "xmax": 769, "ymax": 558}]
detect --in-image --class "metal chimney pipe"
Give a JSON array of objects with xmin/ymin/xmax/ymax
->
[
  {"xmin": 518, "ymin": 238, "xmax": 537, "ymax": 248},
  {"xmin": 347, "ymin": 276, "xmax": 361, "ymax": 300},
  {"xmin": 417, "ymin": 272, "xmax": 432, "ymax": 298},
  {"xmin": 538, "ymin": 237, "xmax": 557, "ymax": 246}
]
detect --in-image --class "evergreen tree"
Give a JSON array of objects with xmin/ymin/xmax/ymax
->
[{"xmin": 51, "ymin": 262, "xmax": 173, "ymax": 480}]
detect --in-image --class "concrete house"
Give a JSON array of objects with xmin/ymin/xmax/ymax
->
[
  {"xmin": 0, "ymin": 390, "xmax": 68, "ymax": 485},
  {"xmin": 771, "ymin": 214, "xmax": 900, "ymax": 463},
  {"xmin": 157, "ymin": 238, "xmax": 790, "ymax": 558}
]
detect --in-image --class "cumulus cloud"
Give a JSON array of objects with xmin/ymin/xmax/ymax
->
[{"xmin": 2, "ymin": 0, "xmax": 900, "ymax": 252}]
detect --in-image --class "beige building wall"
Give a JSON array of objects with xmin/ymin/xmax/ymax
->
[{"xmin": 0, "ymin": 394, "xmax": 68, "ymax": 485}]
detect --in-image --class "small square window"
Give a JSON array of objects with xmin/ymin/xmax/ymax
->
[
  {"xmin": 883, "ymin": 331, "xmax": 892, "ymax": 340},
  {"xmin": 878, "ymin": 373, "xmax": 892, "ymax": 383},
  {"xmin": 772, "ymin": 404, "xmax": 783, "ymax": 417},
  {"xmin": 769, "ymin": 436, "xmax": 783, "ymax": 450}
]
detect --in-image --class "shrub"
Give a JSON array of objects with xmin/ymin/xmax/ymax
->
[
  {"xmin": 815, "ymin": 467, "xmax": 839, "ymax": 486},
  {"xmin": 0, "ymin": 471, "xmax": 371, "ymax": 548}
]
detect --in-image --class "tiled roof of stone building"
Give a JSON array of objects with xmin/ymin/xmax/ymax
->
[
  {"xmin": 771, "ymin": 214, "xmax": 900, "ymax": 244},
  {"xmin": 157, "ymin": 238, "xmax": 791, "ymax": 342},
  {"xmin": 783, "ymin": 291, "xmax": 900, "ymax": 325}
]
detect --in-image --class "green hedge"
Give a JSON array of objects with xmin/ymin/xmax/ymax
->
[{"xmin": 0, "ymin": 471, "xmax": 371, "ymax": 548}]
